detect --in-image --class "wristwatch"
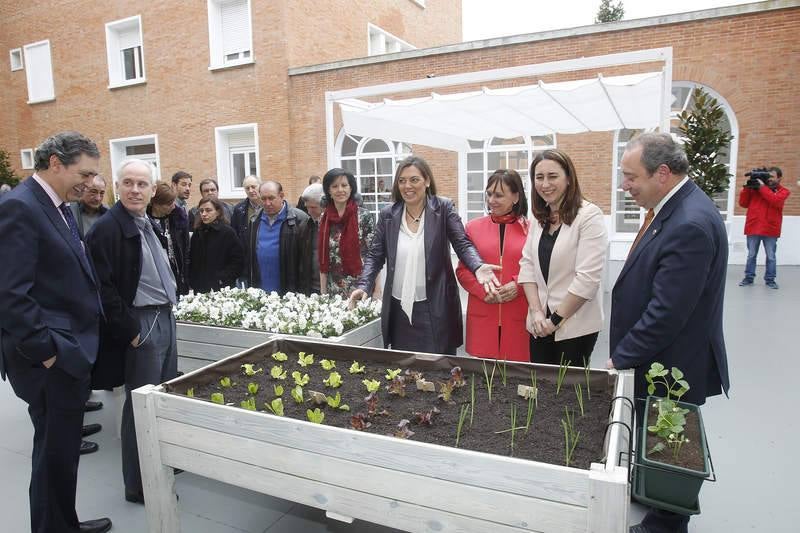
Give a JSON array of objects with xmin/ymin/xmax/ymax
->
[{"xmin": 550, "ymin": 312, "xmax": 564, "ymax": 327}]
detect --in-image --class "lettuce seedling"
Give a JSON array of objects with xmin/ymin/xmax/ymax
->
[
  {"xmin": 350, "ymin": 413, "xmax": 371, "ymax": 431},
  {"xmin": 385, "ymin": 368, "xmax": 402, "ymax": 381},
  {"xmin": 265, "ymin": 398, "xmax": 284, "ymax": 416},
  {"xmin": 323, "ymin": 371, "xmax": 343, "ymax": 388},
  {"xmin": 247, "ymin": 382, "xmax": 259, "ymax": 395},
  {"xmin": 392, "ymin": 419, "xmax": 414, "ymax": 439},
  {"xmin": 306, "ymin": 408, "xmax": 325, "ymax": 424},
  {"xmin": 297, "ymin": 352, "xmax": 314, "ymax": 367},
  {"xmin": 413, "ymin": 407, "xmax": 440, "ymax": 426},
  {"xmin": 320, "ymin": 359, "xmax": 336, "ymax": 371},
  {"xmin": 291, "ymin": 385, "xmax": 304, "ymax": 404},
  {"xmin": 274, "ymin": 384, "xmax": 284, "ymax": 397},
  {"xmin": 362, "ymin": 379, "xmax": 381, "ymax": 393},
  {"xmin": 365, "ymin": 392, "xmax": 378, "ymax": 416},
  {"xmin": 241, "ymin": 363, "xmax": 263, "ymax": 376},
  {"xmin": 240, "ymin": 397, "xmax": 257, "ymax": 411},
  {"xmin": 210, "ymin": 392, "xmax": 225, "ymax": 405},
  {"xmin": 219, "ymin": 377, "xmax": 232, "ymax": 388},
  {"xmin": 186, "ymin": 387, "xmax": 194, "ymax": 398},
  {"xmin": 291, "ymin": 371, "xmax": 310, "ymax": 387},
  {"xmin": 270, "ymin": 365, "xmax": 287, "ymax": 380},
  {"xmin": 404, "ymin": 369, "xmax": 424, "ymax": 384},
  {"xmin": 438, "ymin": 381, "xmax": 455, "ymax": 403},
  {"xmin": 450, "ymin": 366, "xmax": 466, "ymax": 388},
  {"xmin": 349, "ymin": 361, "xmax": 366, "ymax": 374},
  {"xmin": 271, "ymin": 351, "xmax": 288, "ymax": 362},
  {"xmin": 386, "ymin": 377, "xmax": 406, "ymax": 397},
  {"xmin": 325, "ymin": 392, "xmax": 350, "ymax": 411}
]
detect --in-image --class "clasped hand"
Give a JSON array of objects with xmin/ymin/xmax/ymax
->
[
  {"xmin": 526, "ymin": 309, "xmax": 556, "ymax": 338},
  {"xmin": 483, "ymin": 281, "xmax": 517, "ymax": 304}
]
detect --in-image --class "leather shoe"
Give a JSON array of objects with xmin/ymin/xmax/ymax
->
[
  {"xmin": 79, "ymin": 517, "xmax": 112, "ymax": 533},
  {"xmin": 80, "ymin": 440, "xmax": 99, "ymax": 455},
  {"xmin": 85, "ymin": 400, "xmax": 104, "ymax": 412},
  {"xmin": 82, "ymin": 423, "xmax": 102, "ymax": 437}
]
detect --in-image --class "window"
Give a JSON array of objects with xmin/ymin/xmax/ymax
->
[
  {"xmin": 109, "ymin": 135, "xmax": 161, "ymax": 196},
  {"xmin": 208, "ymin": 0, "xmax": 253, "ymax": 69},
  {"xmin": 338, "ymin": 133, "xmax": 412, "ymax": 220},
  {"xmin": 22, "ymin": 41, "xmax": 54, "ymax": 103},
  {"xmin": 610, "ymin": 82, "xmax": 738, "ymax": 233},
  {"xmin": 368, "ymin": 24, "xmax": 415, "ymax": 56},
  {"xmin": 10, "ymin": 48, "xmax": 23, "ymax": 71},
  {"xmin": 20, "ymin": 149, "xmax": 34, "ymax": 169},
  {"xmin": 215, "ymin": 124, "xmax": 259, "ymax": 198},
  {"xmin": 105, "ymin": 16, "xmax": 146, "ymax": 88},
  {"xmin": 463, "ymin": 135, "xmax": 556, "ymax": 222}
]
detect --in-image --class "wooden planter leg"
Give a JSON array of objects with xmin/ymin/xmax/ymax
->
[
  {"xmin": 133, "ymin": 384, "xmax": 180, "ymax": 532},
  {"xmin": 588, "ymin": 464, "xmax": 628, "ymax": 533}
]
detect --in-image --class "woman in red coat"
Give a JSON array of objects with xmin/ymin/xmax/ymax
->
[{"xmin": 456, "ymin": 169, "xmax": 530, "ymax": 361}]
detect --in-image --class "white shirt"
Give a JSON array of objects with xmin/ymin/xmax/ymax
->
[
  {"xmin": 31, "ymin": 173, "xmax": 68, "ymax": 227},
  {"xmin": 654, "ymin": 176, "xmax": 690, "ymax": 216},
  {"xmin": 392, "ymin": 208, "xmax": 426, "ymax": 303}
]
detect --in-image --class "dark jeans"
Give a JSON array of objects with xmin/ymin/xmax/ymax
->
[
  {"xmin": 6, "ymin": 353, "xmax": 90, "ymax": 533},
  {"xmin": 529, "ymin": 331, "xmax": 599, "ymax": 365}
]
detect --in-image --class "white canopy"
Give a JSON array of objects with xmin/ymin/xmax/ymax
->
[{"xmin": 339, "ymin": 71, "xmax": 664, "ymax": 152}]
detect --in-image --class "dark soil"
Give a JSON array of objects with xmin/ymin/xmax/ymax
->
[
  {"xmin": 645, "ymin": 409, "xmax": 706, "ymax": 472},
  {"xmin": 184, "ymin": 350, "xmax": 616, "ymax": 470}
]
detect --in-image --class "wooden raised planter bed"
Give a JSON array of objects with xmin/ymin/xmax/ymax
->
[{"xmin": 134, "ymin": 337, "xmax": 634, "ymax": 533}]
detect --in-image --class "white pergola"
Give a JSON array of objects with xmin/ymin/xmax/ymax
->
[{"xmin": 325, "ymin": 47, "xmax": 672, "ymax": 166}]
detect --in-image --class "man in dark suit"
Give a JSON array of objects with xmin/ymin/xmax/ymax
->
[
  {"xmin": 0, "ymin": 132, "xmax": 112, "ymax": 533},
  {"xmin": 608, "ymin": 133, "xmax": 730, "ymax": 533}
]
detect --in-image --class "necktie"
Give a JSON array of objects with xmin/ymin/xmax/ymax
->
[
  {"xmin": 628, "ymin": 208, "xmax": 655, "ymax": 257},
  {"xmin": 140, "ymin": 218, "xmax": 177, "ymax": 305},
  {"xmin": 59, "ymin": 203, "xmax": 84, "ymax": 250}
]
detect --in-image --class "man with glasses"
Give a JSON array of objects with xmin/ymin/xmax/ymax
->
[
  {"xmin": 188, "ymin": 178, "xmax": 233, "ymax": 227},
  {"xmin": 69, "ymin": 175, "xmax": 109, "ymax": 238}
]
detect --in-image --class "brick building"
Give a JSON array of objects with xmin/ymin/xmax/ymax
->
[{"xmin": 2, "ymin": 1, "xmax": 798, "ymax": 263}]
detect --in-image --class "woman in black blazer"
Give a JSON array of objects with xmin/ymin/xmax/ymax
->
[
  {"xmin": 188, "ymin": 198, "xmax": 244, "ymax": 293},
  {"xmin": 350, "ymin": 156, "xmax": 499, "ymax": 355}
]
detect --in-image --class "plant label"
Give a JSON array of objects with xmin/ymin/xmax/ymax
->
[
  {"xmin": 416, "ymin": 379, "xmax": 436, "ymax": 392},
  {"xmin": 517, "ymin": 384, "xmax": 537, "ymax": 400}
]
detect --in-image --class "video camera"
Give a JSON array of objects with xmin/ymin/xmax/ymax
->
[{"xmin": 744, "ymin": 168, "xmax": 772, "ymax": 189}]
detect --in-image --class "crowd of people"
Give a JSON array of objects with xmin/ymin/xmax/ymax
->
[{"xmin": 0, "ymin": 130, "xmax": 734, "ymax": 533}]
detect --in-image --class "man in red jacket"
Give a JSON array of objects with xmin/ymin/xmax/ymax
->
[{"xmin": 739, "ymin": 167, "xmax": 790, "ymax": 289}]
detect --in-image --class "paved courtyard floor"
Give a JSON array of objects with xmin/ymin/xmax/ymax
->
[{"xmin": 1, "ymin": 264, "xmax": 796, "ymax": 532}]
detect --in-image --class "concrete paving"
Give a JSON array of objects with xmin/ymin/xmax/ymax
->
[{"xmin": 1, "ymin": 264, "xmax": 796, "ymax": 532}]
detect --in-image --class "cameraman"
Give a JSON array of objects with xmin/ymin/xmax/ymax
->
[{"xmin": 739, "ymin": 166, "xmax": 790, "ymax": 289}]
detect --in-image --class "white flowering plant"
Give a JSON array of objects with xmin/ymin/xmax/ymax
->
[{"xmin": 174, "ymin": 287, "xmax": 381, "ymax": 338}]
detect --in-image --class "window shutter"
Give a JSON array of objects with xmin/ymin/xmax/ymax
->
[
  {"xmin": 23, "ymin": 42, "xmax": 54, "ymax": 102},
  {"xmin": 221, "ymin": 0, "xmax": 251, "ymax": 56},
  {"xmin": 228, "ymin": 131, "xmax": 254, "ymax": 149},
  {"xmin": 117, "ymin": 26, "xmax": 141, "ymax": 50}
]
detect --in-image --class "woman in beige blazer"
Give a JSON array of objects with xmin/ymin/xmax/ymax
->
[{"xmin": 518, "ymin": 149, "xmax": 607, "ymax": 365}]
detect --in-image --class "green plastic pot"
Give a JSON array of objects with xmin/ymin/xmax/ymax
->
[{"xmin": 635, "ymin": 396, "xmax": 711, "ymax": 512}]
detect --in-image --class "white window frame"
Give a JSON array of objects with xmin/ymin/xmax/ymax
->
[
  {"xmin": 214, "ymin": 123, "xmax": 260, "ymax": 198},
  {"xmin": 367, "ymin": 23, "xmax": 415, "ymax": 56},
  {"xmin": 207, "ymin": 0, "xmax": 254, "ymax": 70},
  {"xmin": 105, "ymin": 15, "xmax": 146, "ymax": 89},
  {"xmin": 22, "ymin": 40, "xmax": 55, "ymax": 104},
  {"xmin": 108, "ymin": 134, "xmax": 161, "ymax": 197},
  {"xmin": 409, "ymin": 0, "xmax": 426, "ymax": 8},
  {"xmin": 20, "ymin": 149, "xmax": 34, "ymax": 169},
  {"xmin": 10, "ymin": 48, "xmax": 23, "ymax": 71}
]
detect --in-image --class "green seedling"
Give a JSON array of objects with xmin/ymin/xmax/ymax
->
[
  {"xmin": 393, "ymin": 419, "xmax": 414, "ymax": 439},
  {"xmin": 583, "ymin": 357, "xmax": 592, "ymax": 400},
  {"xmin": 274, "ymin": 384, "xmax": 284, "ymax": 397},
  {"xmin": 265, "ymin": 398, "xmax": 284, "ymax": 416},
  {"xmin": 290, "ymin": 385, "xmax": 304, "ymax": 404},
  {"xmin": 469, "ymin": 374, "xmax": 475, "ymax": 427},
  {"xmin": 291, "ymin": 371, "xmax": 310, "ymax": 387},
  {"xmin": 362, "ymin": 378, "xmax": 381, "ymax": 393},
  {"xmin": 271, "ymin": 351, "xmax": 288, "ymax": 362},
  {"xmin": 531, "ymin": 370, "xmax": 538, "ymax": 407},
  {"xmin": 270, "ymin": 365, "xmax": 287, "ymax": 380},
  {"xmin": 498, "ymin": 358, "xmax": 508, "ymax": 386},
  {"xmin": 325, "ymin": 392, "xmax": 350, "ymax": 411},
  {"xmin": 575, "ymin": 383, "xmax": 584, "ymax": 416},
  {"xmin": 210, "ymin": 392, "xmax": 225, "ymax": 405},
  {"xmin": 387, "ymin": 377, "xmax": 407, "ymax": 397},
  {"xmin": 556, "ymin": 353, "xmax": 571, "ymax": 396},
  {"xmin": 646, "ymin": 363, "xmax": 692, "ymax": 458},
  {"xmin": 349, "ymin": 362, "xmax": 366, "ymax": 374},
  {"xmin": 241, "ymin": 363, "xmax": 263, "ymax": 376},
  {"xmin": 437, "ymin": 381, "xmax": 455, "ymax": 403},
  {"xmin": 510, "ymin": 403, "xmax": 518, "ymax": 454},
  {"xmin": 561, "ymin": 407, "xmax": 580, "ymax": 467},
  {"xmin": 240, "ymin": 397, "xmax": 257, "ymax": 411},
  {"xmin": 219, "ymin": 376, "xmax": 232, "ymax": 388},
  {"xmin": 482, "ymin": 360, "xmax": 497, "ymax": 403},
  {"xmin": 186, "ymin": 387, "xmax": 194, "ymax": 398},
  {"xmin": 525, "ymin": 394, "xmax": 535, "ymax": 434},
  {"xmin": 455, "ymin": 404, "xmax": 469, "ymax": 447},
  {"xmin": 247, "ymin": 382, "xmax": 259, "ymax": 395},
  {"xmin": 306, "ymin": 408, "xmax": 325, "ymax": 424},
  {"xmin": 385, "ymin": 368, "xmax": 402, "ymax": 381},
  {"xmin": 320, "ymin": 359, "xmax": 336, "ymax": 371},
  {"xmin": 323, "ymin": 371, "xmax": 343, "ymax": 388},
  {"xmin": 297, "ymin": 352, "xmax": 314, "ymax": 367}
]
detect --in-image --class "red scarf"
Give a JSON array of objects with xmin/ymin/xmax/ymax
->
[
  {"xmin": 491, "ymin": 211, "xmax": 528, "ymax": 235},
  {"xmin": 318, "ymin": 199, "xmax": 362, "ymax": 276}
]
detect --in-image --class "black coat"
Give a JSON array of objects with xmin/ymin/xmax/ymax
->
[
  {"xmin": 246, "ymin": 204, "xmax": 311, "ymax": 295},
  {"xmin": 85, "ymin": 201, "xmax": 168, "ymax": 388},
  {"xmin": 355, "ymin": 196, "xmax": 483, "ymax": 353},
  {"xmin": 148, "ymin": 204, "xmax": 190, "ymax": 295},
  {"xmin": 189, "ymin": 221, "xmax": 244, "ymax": 293}
]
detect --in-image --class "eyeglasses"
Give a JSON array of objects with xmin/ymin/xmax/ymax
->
[{"xmin": 86, "ymin": 189, "xmax": 106, "ymax": 196}]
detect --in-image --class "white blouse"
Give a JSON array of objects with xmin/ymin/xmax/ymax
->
[{"xmin": 392, "ymin": 206, "xmax": 427, "ymax": 321}]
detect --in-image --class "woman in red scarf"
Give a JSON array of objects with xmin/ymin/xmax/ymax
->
[
  {"xmin": 456, "ymin": 169, "xmax": 531, "ymax": 361},
  {"xmin": 318, "ymin": 168, "xmax": 376, "ymax": 297}
]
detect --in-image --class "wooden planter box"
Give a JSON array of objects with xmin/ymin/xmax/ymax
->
[
  {"xmin": 134, "ymin": 337, "xmax": 634, "ymax": 533},
  {"xmin": 176, "ymin": 318, "xmax": 382, "ymax": 363}
]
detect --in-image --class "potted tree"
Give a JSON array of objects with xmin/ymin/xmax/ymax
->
[{"xmin": 633, "ymin": 363, "xmax": 713, "ymax": 513}]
